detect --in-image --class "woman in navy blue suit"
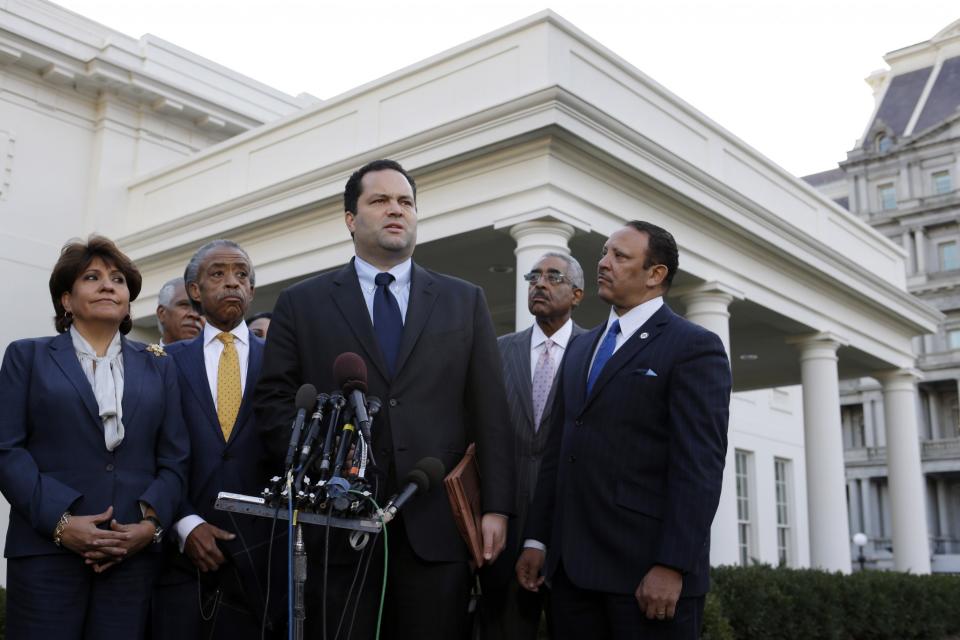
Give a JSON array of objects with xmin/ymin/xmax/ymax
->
[{"xmin": 0, "ymin": 236, "xmax": 189, "ymax": 640}]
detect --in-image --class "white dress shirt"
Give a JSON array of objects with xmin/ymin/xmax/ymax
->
[
  {"xmin": 354, "ymin": 255, "xmax": 412, "ymax": 323},
  {"xmin": 529, "ymin": 319, "xmax": 574, "ymax": 382},
  {"xmin": 174, "ymin": 321, "xmax": 251, "ymax": 548}
]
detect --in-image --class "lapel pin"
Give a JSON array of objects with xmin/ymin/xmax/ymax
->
[{"xmin": 640, "ymin": 332, "xmax": 649, "ymax": 339}]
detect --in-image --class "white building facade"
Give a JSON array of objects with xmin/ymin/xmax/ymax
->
[
  {"xmin": 805, "ymin": 19, "xmax": 960, "ymax": 573},
  {"xmin": 0, "ymin": 1, "xmax": 942, "ymax": 585}
]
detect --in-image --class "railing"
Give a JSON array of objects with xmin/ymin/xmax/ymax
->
[{"xmin": 844, "ymin": 438, "xmax": 960, "ymax": 464}]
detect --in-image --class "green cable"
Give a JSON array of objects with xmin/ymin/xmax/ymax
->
[{"xmin": 349, "ymin": 491, "xmax": 388, "ymax": 640}]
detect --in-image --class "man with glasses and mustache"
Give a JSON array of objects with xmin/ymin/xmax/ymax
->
[{"xmin": 478, "ymin": 252, "xmax": 586, "ymax": 640}]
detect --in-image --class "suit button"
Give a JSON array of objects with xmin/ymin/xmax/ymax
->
[
  {"xmin": 575, "ymin": 419, "xmax": 583, "ymax": 427},
  {"xmin": 389, "ymin": 399, "xmax": 398, "ymax": 407},
  {"xmin": 105, "ymin": 463, "xmax": 114, "ymax": 472},
  {"xmin": 568, "ymin": 456, "xmax": 575, "ymax": 463}
]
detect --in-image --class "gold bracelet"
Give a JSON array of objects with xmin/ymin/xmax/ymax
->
[{"xmin": 53, "ymin": 511, "xmax": 71, "ymax": 547}]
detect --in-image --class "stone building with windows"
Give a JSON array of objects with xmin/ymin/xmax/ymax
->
[
  {"xmin": 805, "ymin": 18, "xmax": 960, "ymax": 572},
  {"xmin": 0, "ymin": 0, "xmax": 945, "ymax": 584}
]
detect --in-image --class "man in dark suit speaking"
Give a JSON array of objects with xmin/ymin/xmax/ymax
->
[
  {"xmin": 517, "ymin": 221, "xmax": 731, "ymax": 639},
  {"xmin": 254, "ymin": 159, "xmax": 514, "ymax": 639}
]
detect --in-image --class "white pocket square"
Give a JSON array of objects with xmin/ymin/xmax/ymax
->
[{"xmin": 645, "ymin": 369, "xmax": 658, "ymax": 377}]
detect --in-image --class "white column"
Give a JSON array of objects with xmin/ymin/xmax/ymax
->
[
  {"xmin": 509, "ymin": 221, "xmax": 575, "ymax": 332},
  {"xmin": 677, "ymin": 282, "xmax": 743, "ymax": 357},
  {"xmin": 790, "ymin": 333, "xmax": 852, "ymax": 572},
  {"xmin": 863, "ymin": 398, "xmax": 877, "ymax": 447},
  {"xmin": 914, "ymin": 229, "xmax": 927, "ymax": 274},
  {"xmin": 927, "ymin": 389, "xmax": 941, "ymax": 440},
  {"xmin": 878, "ymin": 369, "xmax": 932, "ymax": 574},
  {"xmin": 848, "ymin": 479, "xmax": 863, "ymax": 534},
  {"xmin": 937, "ymin": 479, "xmax": 951, "ymax": 538},
  {"xmin": 676, "ymin": 282, "xmax": 742, "ymax": 566},
  {"xmin": 860, "ymin": 478, "xmax": 876, "ymax": 537},
  {"xmin": 904, "ymin": 231, "xmax": 915, "ymax": 276}
]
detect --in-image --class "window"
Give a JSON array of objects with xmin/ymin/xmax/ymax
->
[
  {"xmin": 878, "ymin": 183, "xmax": 896, "ymax": 210},
  {"xmin": 876, "ymin": 134, "xmax": 893, "ymax": 153},
  {"xmin": 933, "ymin": 170, "xmax": 953, "ymax": 195},
  {"xmin": 774, "ymin": 458, "xmax": 793, "ymax": 567},
  {"xmin": 735, "ymin": 450, "xmax": 754, "ymax": 567},
  {"xmin": 939, "ymin": 241, "xmax": 960, "ymax": 271},
  {"xmin": 949, "ymin": 330, "xmax": 960, "ymax": 350}
]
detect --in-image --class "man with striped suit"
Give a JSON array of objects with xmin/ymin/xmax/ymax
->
[
  {"xmin": 517, "ymin": 221, "xmax": 731, "ymax": 639},
  {"xmin": 479, "ymin": 252, "xmax": 585, "ymax": 640}
]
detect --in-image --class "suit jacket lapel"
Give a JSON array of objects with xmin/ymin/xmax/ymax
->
[
  {"xmin": 179, "ymin": 336, "xmax": 221, "ymax": 440},
  {"xmin": 584, "ymin": 305, "xmax": 673, "ymax": 408},
  {"xmin": 512, "ymin": 328, "xmax": 535, "ymax": 430},
  {"xmin": 48, "ymin": 331, "xmax": 101, "ymax": 427},
  {"xmin": 228, "ymin": 337, "xmax": 263, "ymax": 447},
  {"xmin": 121, "ymin": 338, "xmax": 144, "ymax": 426},
  {"xmin": 539, "ymin": 323, "xmax": 585, "ymax": 432},
  {"xmin": 394, "ymin": 263, "xmax": 437, "ymax": 378},
  {"xmin": 330, "ymin": 260, "xmax": 390, "ymax": 381}
]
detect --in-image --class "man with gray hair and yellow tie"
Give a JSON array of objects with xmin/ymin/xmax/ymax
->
[{"xmin": 153, "ymin": 240, "xmax": 283, "ymax": 640}]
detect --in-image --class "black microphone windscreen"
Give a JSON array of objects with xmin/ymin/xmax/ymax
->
[
  {"xmin": 333, "ymin": 352, "xmax": 367, "ymax": 393},
  {"xmin": 295, "ymin": 384, "xmax": 318, "ymax": 411},
  {"xmin": 414, "ymin": 457, "xmax": 446, "ymax": 492},
  {"xmin": 403, "ymin": 469, "xmax": 431, "ymax": 494}
]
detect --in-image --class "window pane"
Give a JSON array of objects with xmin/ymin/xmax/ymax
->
[
  {"xmin": 933, "ymin": 171, "xmax": 952, "ymax": 195},
  {"xmin": 878, "ymin": 184, "xmax": 896, "ymax": 210},
  {"xmin": 940, "ymin": 242, "xmax": 960, "ymax": 271},
  {"xmin": 949, "ymin": 330, "xmax": 960, "ymax": 350}
]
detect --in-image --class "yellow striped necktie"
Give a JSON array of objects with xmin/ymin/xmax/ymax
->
[{"xmin": 216, "ymin": 332, "xmax": 241, "ymax": 440}]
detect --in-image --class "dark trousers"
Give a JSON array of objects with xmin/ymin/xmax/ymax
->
[
  {"xmin": 477, "ymin": 572, "xmax": 547, "ymax": 640},
  {"xmin": 152, "ymin": 570, "xmax": 279, "ymax": 640},
  {"xmin": 550, "ymin": 563, "xmax": 704, "ymax": 640},
  {"xmin": 305, "ymin": 516, "xmax": 473, "ymax": 640},
  {"xmin": 6, "ymin": 552, "xmax": 160, "ymax": 640}
]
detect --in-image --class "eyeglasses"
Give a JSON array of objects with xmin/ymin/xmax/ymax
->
[{"xmin": 523, "ymin": 271, "xmax": 569, "ymax": 285}]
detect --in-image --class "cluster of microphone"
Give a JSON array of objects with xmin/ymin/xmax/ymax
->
[{"xmin": 263, "ymin": 352, "xmax": 445, "ymax": 525}]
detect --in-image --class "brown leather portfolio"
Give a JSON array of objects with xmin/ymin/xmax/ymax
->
[{"xmin": 444, "ymin": 442, "xmax": 485, "ymax": 568}]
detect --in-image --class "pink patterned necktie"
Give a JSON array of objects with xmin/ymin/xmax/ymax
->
[{"xmin": 532, "ymin": 339, "xmax": 556, "ymax": 431}]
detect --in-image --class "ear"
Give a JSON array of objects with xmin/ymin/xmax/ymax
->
[
  {"xmin": 187, "ymin": 281, "xmax": 202, "ymax": 303},
  {"xmin": 571, "ymin": 288, "xmax": 585, "ymax": 308},
  {"xmin": 156, "ymin": 305, "xmax": 166, "ymax": 320},
  {"xmin": 345, "ymin": 211, "xmax": 357, "ymax": 234},
  {"xmin": 61, "ymin": 291, "xmax": 72, "ymax": 313},
  {"xmin": 248, "ymin": 285, "xmax": 255, "ymax": 305},
  {"xmin": 646, "ymin": 264, "xmax": 669, "ymax": 289}
]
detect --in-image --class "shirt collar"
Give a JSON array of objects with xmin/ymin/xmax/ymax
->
[
  {"xmin": 531, "ymin": 318, "xmax": 574, "ymax": 351},
  {"xmin": 606, "ymin": 296, "xmax": 664, "ymax": 338},
  {"xmin": 203, "ymin": 320, "xmax": 249, "ymax": 347},
  {"xmin": 354, "ymin": 255, "xmax": 413, "ymax": 291}
]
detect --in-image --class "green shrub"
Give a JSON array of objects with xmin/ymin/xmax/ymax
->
[{"xmin": 703, "ymin": 565, "xmax": 960, "ymax": 640}]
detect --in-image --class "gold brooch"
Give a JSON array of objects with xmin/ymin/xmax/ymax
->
[{"xmin": 146, "ymin": 344, "xmax": 167, "ymax": 357}]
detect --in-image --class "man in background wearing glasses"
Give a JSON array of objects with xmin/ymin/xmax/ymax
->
[{"xmin": 478, "ymin": 252, "xmax": 586, "ymax": 640}]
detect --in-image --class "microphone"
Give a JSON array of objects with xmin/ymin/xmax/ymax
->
[
  {"xmin": 298, "ymin": 392, "xmax": 331, "ymax": 462},
  {"xmin": 317, "ymin": 393, "xmax": 346, "ymax": 478},
  {"xmin": 382, "ymin": 457, "xmax": 446, "ymax": 524},
  {"xmin": 284, "ymin": 384, "xmax": 318, "ymax": 472},
  {"xmin": 333, "ymin": 353, "xmax": 374, "ymax": 446}
]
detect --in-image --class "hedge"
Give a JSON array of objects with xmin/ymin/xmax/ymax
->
[{"xmin": 703, "ymin": 565, "xmax": 960, "ymax": 640}]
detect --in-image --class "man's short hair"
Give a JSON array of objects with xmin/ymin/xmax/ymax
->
[
  {"xmin": 625, "ymin": 220, "xmax": 679, "ymax": 288},
  {"xmin": 156, "ymin": 276, "xmax": 185, "ymax": 333},
  {"xmin": 343, "ymin": 159, "xmax": 417, "ymax": 214},
  {"xmin": 183, "ymin": 240, "xmax": 255, "ymax": 313},
  {"xmin": 538, "ymin": 251, "xmax": 585, "ymax": 290}
]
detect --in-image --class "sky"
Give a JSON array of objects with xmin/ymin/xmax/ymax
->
[{"xmin": 52, "ymin": 0, "xmax": 960, "ymax": 177}]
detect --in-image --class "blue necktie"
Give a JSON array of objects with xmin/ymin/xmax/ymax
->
[
  {"xmin": 586, "ymin": 320, "xmax": 620, "ymax": 394},
  {"xmin": 374, "ymin": 272, "xmax": 403, "ymax": 376}
]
